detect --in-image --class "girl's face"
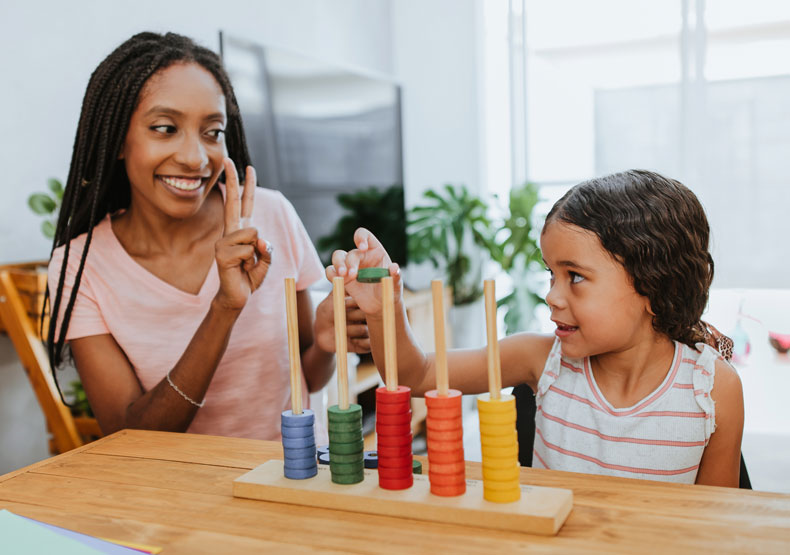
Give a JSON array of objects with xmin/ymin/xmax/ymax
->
[
  {"xmin": 120, "ymin": 62, "xmax": 228, "ymax": 221},
  {"xmin": 540, "ymin": 220, "xmax": 655, "ymax": 358}
]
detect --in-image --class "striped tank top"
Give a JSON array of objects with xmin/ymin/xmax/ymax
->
[{"xmin": 533, "ymin": 338, "xmax": 721, "ymax": 483}]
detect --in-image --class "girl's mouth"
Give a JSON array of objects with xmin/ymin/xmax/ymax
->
[{"xmin": 554, "ymin": 322, "xmax": 578, "ymax": 337}]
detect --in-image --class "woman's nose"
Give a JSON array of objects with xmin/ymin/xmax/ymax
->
[{"xmin": 174, "ymin": 133, "xmax": 208, "ymax": 169}]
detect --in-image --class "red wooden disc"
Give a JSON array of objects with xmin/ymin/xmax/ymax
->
[
  {"xmin": 375, "ymin": 401, "xmax": 411, "ymax": 415},
  {"xmin": 424, "ymin": 389, "xmax": 462, "ymax": 408},
  {"xmin": 377, "ymin": 454, "xmax": 413, "ymax": 469},
  {"xmin": 376, "ymin": 432, "xmax": 413, "ymax": 448},
  {"xmin": 376, "ymin": 386, "xmax": 411, "ymax": 404},
  {"xmin": 426, "ymin": 428, "xmax": 464, "ymax": 443},
  {"xmin": 374, "ymin": 411, "xmax": 412, "ymax": 426},
  {"xmin": 375, "ymin": 423, "xmax": 412, "ymax": 437},
  {"xmin": 428, "ymin": 471, "xmax": 466, "ymax": 486},
  {"xmin": 427, "ymin": 448, "xmax": 465, "ymax": 464},
  {"xmin": 427, "ymin": 461, "xmax": 466, "ymax": 475},
  {"xmin": 425, "ymin": 406, "xmax": 462, "ymax": 420},
  {"xmin": 425, "ymin": 416, "xmax": 463, "ymax": 432},
  {"xmin": 430, "ymin": 483, "xmax": 466, "ymax": 496},
  {"xmin": 379, "ymin": 475, "xmax": 413, "ymax": 490},
  {"xmin": 377, "ymin": 445, "xmax": 413, "ymax": 458}
]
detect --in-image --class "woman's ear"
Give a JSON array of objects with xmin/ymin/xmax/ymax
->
[{"xmin": 645, "ymin": 299, "xmax": 656, "ymax": 316}]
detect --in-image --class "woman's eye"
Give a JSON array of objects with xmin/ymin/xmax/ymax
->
[
  {"xmin": 570, "ymin": 272, "xmax": 585, "ymax": 284},
  {"xmin": 151, "ymin": 125, "xmax": 176, "ymax": 134},
  {"xmin": 207, "ymin": 129, "xmax": 225, "ymax": 140}
]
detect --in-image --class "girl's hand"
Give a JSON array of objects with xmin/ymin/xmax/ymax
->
[
  {"xmin": 214, "ymin": 158, "xmax": 271, "ymax": 311},
  {"xmin": 314, "ymin": 294, "xmax": 371, "ymax": 354},
  {"xmin": 325, "ymin": 228, "xmax": 401, "ymax": 317}
]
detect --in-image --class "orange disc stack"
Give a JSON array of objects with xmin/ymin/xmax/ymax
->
[
  {"xmin": 376, "ymin": 385, "xmax": 413, "ymax": 490},
  {"xmin": 425, "ymin": 389, "xmax": 465, "ymax": 496},
  {"xmin": 477, "ymin": 392, "xmax": 520, "ymax": 503}
]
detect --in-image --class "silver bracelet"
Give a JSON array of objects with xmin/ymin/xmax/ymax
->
[{"xmin": 166, "ymin": 370, "xmax": 205, "ymax": 408}]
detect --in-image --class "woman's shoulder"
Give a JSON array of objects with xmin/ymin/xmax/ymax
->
[{"xmin": 49, "ymin": 216, "xmax": 114, "ymax": 272}]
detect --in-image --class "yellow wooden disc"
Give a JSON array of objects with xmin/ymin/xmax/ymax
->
[
  {"xmin": 481, "ymin": 454, "xmax": 520, "ymax": 470},
  {"xmin": 482, "ymin": 464, "xmax": 521, "ymax": 482},
  {"xmin": 483, "ymin": 476, "xmax": 521, "ymax": 491},
  {"xmin": 476, "ymin": 393, "xmax": 515, "ymax": 413},
  {"xmin": 481, "ymin": 443, "xmax": 519, "ymax": 459},
  {"xmin": 478, "ymin": 423, "xmax": 518, "ymax": 437},
  {"xmin": 484, "ymin": 486, "xmax": 521, "ymax": 503},
  {"xmin": 477, "ymin": 411, "xmax": 516, "ymax": 426},
  {"xmin": 480, "ymin": 432, "xmax": 518, "ymax": 447}
]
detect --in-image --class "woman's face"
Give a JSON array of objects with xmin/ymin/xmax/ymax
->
[{"xmin": 120, "ymin": 62, "xmax": 228, "ymax": 221}]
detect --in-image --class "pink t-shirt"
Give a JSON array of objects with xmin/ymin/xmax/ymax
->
[{"xmin": 48, "ymin": 187, "xmax": 325, "ymax": 440}]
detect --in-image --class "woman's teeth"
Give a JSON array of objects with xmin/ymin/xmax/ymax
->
[{"xmin": 160, "ymin": 176, "xmax": 202, "ymax": 191}]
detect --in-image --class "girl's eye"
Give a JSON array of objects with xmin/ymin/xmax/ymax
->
[
  {"xmin": 570, "ymin": 272, "xmax": 585, "ymax": 284},
  {"xmin": 151, "ymin": 125, "xmax": 176, "ymax": 134}
]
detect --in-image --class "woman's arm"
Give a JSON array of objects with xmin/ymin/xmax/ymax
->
[{"xmin": 695, "ymin": 359, "xmax": 744, "ymax": 487}]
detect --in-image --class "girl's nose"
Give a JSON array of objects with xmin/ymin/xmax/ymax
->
[
  {"xmin": 174, "ymin": 133, "xmax": 208, "ymax": 169},
  {"xmin": 544, "ymin": 282, "xmax": 565, "ymax": 312}
]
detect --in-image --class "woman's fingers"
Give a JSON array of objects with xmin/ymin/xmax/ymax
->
[
  {"xmin": 247, "ymin": 238, "xmax": 272, "ymax": 290},
  {"xmin": 223, "ymin": 158, "xmax": 241, "ymax": 235},
  {"xmin": 240, "ymin": 165, "xmax": 256, "ymax": 223}
]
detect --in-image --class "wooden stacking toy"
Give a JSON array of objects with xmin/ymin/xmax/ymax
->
[
  {"xmin": 327, "ymin": 277, "xmax": 365, "ymax": 484},
  {"xmin": 281, "ymin": 278, "xmax": 318, "ymax": 480},
  {"xmin": 425, "ymin": 279, "xmax": 466, "ymax": 496},
  {"xmin": 375, "ymin": 275, "xmax": 414, "ymax": 490},
  {"xmin": 478, "ymin": 280, "xmax": 521, "ymax": 503}
]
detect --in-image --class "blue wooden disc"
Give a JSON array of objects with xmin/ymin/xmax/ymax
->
[
  {"xmin": 281, "ymin": 409, "xmax": 314, "ymax": 428},
  {"xmin": 317, "ymin": 445, "xmax": 330, "ymax": 457},
  {"xmin": 281, "ymin": 425, "xmax": 315, "ymax": 439},
  {"xmin": 318, "ymin": 452, "xmax": 331, "ymax": 465},
  {"xmin": 284, "ymin": 465, "xmax": 318, "ymax": 480},
  {"xmin": 285, "ymin": 446, "xmax": 316, "ymax": 459},
  {"xmin": 283, "ymin": 456, "xmax": 320, "ymax": 470},
  {"xmin": 364, "ymin": 450, "xmax": 378, "ymax": 469},
  {"xmin": 282, "ymin": 436, "xmax": 316, "ymax": 450}
]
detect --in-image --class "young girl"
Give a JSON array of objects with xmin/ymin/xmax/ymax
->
[
  {"xmin": 329, "ymin": 170, "xmax": 744, "ymax": 487},
  {"xmin": 47, "ymin": 32, "xmax": 369, "ymax": 439}
]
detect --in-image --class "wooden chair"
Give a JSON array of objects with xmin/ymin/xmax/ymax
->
[{"xmin": 0, "ymin": 268, "xmax": 101, "ymax": 454}]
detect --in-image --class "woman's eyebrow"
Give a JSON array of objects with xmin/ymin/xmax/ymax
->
[{"xmin": 142, "ymin": 106, "xmax": 226, "ymax": 121}]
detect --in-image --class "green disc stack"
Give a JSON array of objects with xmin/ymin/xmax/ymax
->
[{"xmin": 327, "ymin": 404, "xmax": 364, "ymax": 484}]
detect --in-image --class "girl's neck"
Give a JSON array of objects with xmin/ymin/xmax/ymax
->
[
  {"xmin": 589, "ymin": 334, "xmax": 676, "ymax": 407},
  {"xmin": 113, "ymin": 188, "xmax": 223, "ymax": 257}
]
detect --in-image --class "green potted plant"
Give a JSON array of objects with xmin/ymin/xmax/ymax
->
[
  {"xmin": 28, "ymin": 178, "xmax": 64, "ymax": 239},
  {"xmin": 317, "ymin": 184, "xmax": 406, "ymax": 267},
  {"xmin": 487, "ymin": 182, "xmax": 545, "ymax": 335}
]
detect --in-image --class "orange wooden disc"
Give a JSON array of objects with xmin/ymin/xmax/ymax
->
[
  {"xmin": 431, "ymin": 483, "xmax": 466, "ymax": 497},
  {"xmin": 428, "ymin": 471, "xmax": 466, "ymax": 486},
  {"xmin": 374, "ymin": 411, "xmax": 412, "ymax": 426},
  {"xmin": 425, "ymin": 389, "xmax": 462, "ymax": 408},
  {"xmin": 425, "ymin": 417, "xmax": 463, "ymax": 432},
  {"xmin": 426, "ymin": 428, "xmax": 464, "ymax": 443},
  {"xmin": 379, "ymin": 475, "xmax": 413, "ymax": 490},
  {"xmin": 426, "ymin": 438, "xmax": 464, "ymax": 453},
  {"xmin": 376, "ymin": 386, "xmax": 411, "ymax": 404},
  {"xmin": 427, "ymin": 448, "xmax": 465, "ymax": 464},
  {"xmin": 427, "ymin": 460, "xmax": 466, "ymax": 475},
  {"xmin": 426, "ymin": 406, "xmax": 462, "ymax": 420}
]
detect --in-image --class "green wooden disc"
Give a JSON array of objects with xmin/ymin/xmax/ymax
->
[
  {"xmin": 327, "ymin": 404, "xmax": 363, "ymax": 422},
  {"xmin": 326, "ymin": 452, "xmax": 364, "ymax": 464},
  {"xmin": 327, "ymin": 420, "xmax": 363, "ymax": 433},
  {"xmin": 330, "ymin": 461, "xmax": 365, "ymax": 475},
  {"xmin": 329, "ymin": 431, "xmax": 364, "ymax": 443},
  {"xmin": 356, "ymin": 267, "xmax": 390, "ymax": 283},
  {"xmin": 331, "ymin": 471, "xmax": 365, "ymax": 484},
  {"xmin": 328, "ymin": 439, "xmax": 365, "ymax": 454},
  {"xmin": 412, "ymin": 459, "xmax": 422, "ymax": 475}
]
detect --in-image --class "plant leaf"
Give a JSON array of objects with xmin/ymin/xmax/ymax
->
[{"xmin": 29, "ymin": 193, "xmax": 57, "ymax": 215}]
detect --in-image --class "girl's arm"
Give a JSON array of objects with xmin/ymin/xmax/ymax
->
[
  {"xmin": 695, "ymin": 359, "xmax": 745, "ymax": 487},
  {"xmin": 329, "ymin": 228, "xmax": 552, "ymax": 397}
]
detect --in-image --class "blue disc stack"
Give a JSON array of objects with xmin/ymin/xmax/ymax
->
[{"xmin": 281, "ymin": 409, "xmax": 317, "ymax": 479}]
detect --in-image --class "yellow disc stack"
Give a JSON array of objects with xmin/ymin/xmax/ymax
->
[{"xmin": 477, "ymin": 392, "xmax": 520, "ymax": 503}]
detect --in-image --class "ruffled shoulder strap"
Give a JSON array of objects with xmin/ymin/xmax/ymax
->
[
  {"xmin": 536, "ymin": 337, "xmax": 564, "ymax": 398},
  {"xmin": 691, "ymin": 342, "xmax": 723, "ymax": 442}
]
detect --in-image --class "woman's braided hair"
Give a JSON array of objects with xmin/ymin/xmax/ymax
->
[
  {"xmin": 544, "ymin": 170, "xmax": 714, "ymax": 349},
  {"xmin": 46, "ymin": 32, "xmax": 251, "ymax": 381}
]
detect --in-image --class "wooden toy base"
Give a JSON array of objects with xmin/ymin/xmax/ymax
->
[{"xmin": 233, "ymin": 460, "xmax": 573, "ymax": 536}]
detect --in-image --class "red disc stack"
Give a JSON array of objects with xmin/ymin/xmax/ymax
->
[
  {"xmin": 425, "ymin": 389, "xmax": 465, "ymax": 496},
  {"xmin": 376, "ymin": 385, "xmax": 413, "ymax": 490}
]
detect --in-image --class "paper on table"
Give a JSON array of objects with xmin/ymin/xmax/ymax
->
[
  {"xmin": 20, "ymin": 514, "xmax": 161, "ymax": 554},
  {"xmin": 0, "ymin": 509, "xmax": 105, "ymax": 554}
]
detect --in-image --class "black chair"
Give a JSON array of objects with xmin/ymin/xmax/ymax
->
[{"xmin": 512, "ymin": 383, "xmax": 752, "ymax": 489}]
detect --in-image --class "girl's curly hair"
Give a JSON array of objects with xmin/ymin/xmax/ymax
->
[{"xmin": 544, "ymin": 170, "xmax": 713, "ymax": 348}]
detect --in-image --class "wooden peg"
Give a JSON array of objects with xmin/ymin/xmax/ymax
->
[
  {"xmin": 284, "ymin": 278, "xmax": 302, "ymax": 414},
  {"xmin": 484, "ymin": 280, "xmax": 501, "ymax": 400},
  {"xmin": 431, "ymin": 280, "xmax": 449, "ymax": 396},
  {"xmin": 333, "ymin": 277, "xmax": 349, "ymax": 410},
  {"xmin": 381, "ymin": 276, "xmax": 398, "ymax": 391}
]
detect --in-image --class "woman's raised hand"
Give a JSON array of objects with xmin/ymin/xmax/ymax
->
[
  {"xmin": 326, "ymin": 227, "xmax": 401, "ymax": 317},
  {"xmin": 214, "ymin": 158, "xmax": 271, "ymax": 311}
]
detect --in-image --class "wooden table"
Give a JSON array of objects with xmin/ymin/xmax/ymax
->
[{"xmin": 0, "ymin": 430, "xmax": 788, "ymax": 554}]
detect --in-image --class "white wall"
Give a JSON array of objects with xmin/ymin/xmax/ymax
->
[{"xmin": 0, "ymin": 0, "xmax": 485, "ymax": 472}]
